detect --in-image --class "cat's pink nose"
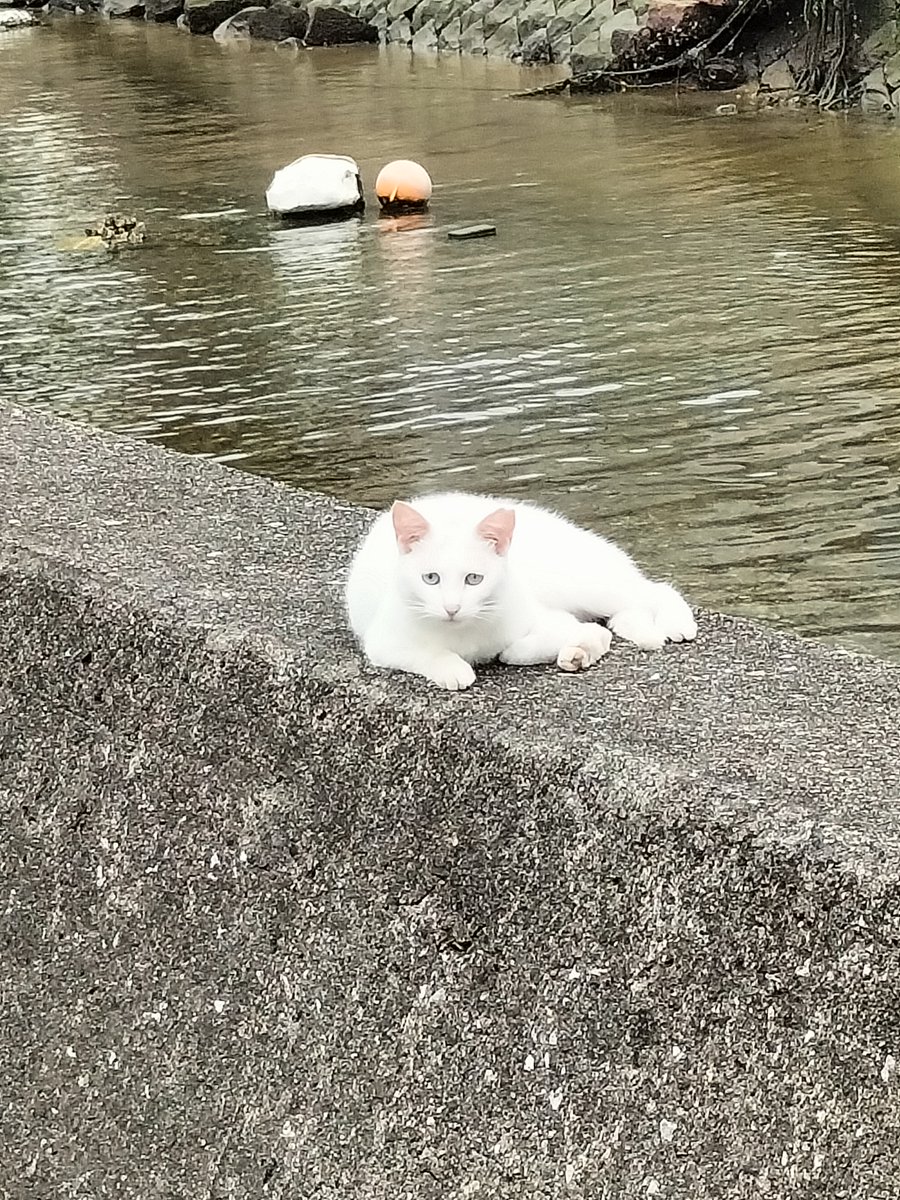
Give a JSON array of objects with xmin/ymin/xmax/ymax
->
[{"xmin": 444, "ymin": 603, "xmax": 460, "ymax": 618}]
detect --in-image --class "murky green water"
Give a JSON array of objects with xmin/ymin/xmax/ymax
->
[{"xmin": 3, "ymin": 20, "xmax": 900, "ymax": 656}]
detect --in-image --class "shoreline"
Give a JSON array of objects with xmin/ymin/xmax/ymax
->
[{"xmin": 5, "ymin": 0, "xmax": 899, "ymax": 114}]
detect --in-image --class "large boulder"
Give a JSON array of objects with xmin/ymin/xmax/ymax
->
[
  {"xmin": 437, "ymin": 16, "xmax": 460, "ymax": 48},
  {"xmin": 860, "ymin": 66, "xmax": 896, "ymax": 115},
  {"xmin": 210, "ymin": 1, "xmax": 374, "ymax": 43},
  {"xmin": 304, "ymin": 5, "xmax": 377, "ymax": 44},
  {"xmin": 546, "ymin": 12, "xmax": 572, "ymax": 59},
  {"xmin": 410, "ymin": 17, "xmax": 438, "ymax": 48},
  {"xmin": 144, "ymin": 0, "xmax": 183, "ymax": 20},
  {"xmin": 0, "ymin": 6, "xmax": 39, "ymax": 23},
  {"xmin": 246, "ymin": 2, "xmax": 309, "ymax": 39},
  {"xmin": 44, "ymin": 0, "xmax": 104, "ymax": 14},
  {"xmin": 518, "ymin": 26, "xmax": 551, "ymax": 62},
  {"xmin": 211, "ymin": 3, "xmax": 263, "ymax": 37},
  {"xmin": 516, "ymin": 0, "xmax": 553, "ymax": 42},
  {"xmin": 760, "ymin": 58, "xmax": 795, "ymax": 91},
  {"xmin": 484, "ymin": 15, "xmax": 519, "ymax": 56},
  {"xmin": 409, "ymin": 0, "xmax": 436, "ymax": 31},
  {"xmin": 101, "ymin": 0, "xmax": 145, "ymax": 16},
  {"xmin": 385, "ymin": 13, "xmax": 410, "ymax": 41},
  {"xmin": 183, "ymin": 0, "xmax": 268, "ymax": 35},
  {"xmin": 459, "ymin": 12, "xmax": 485, "ymax": 52},
  {"xmin": 555, "ymin": 0, "xmax": 596, "ymax": 21},
  {"xmin": 482, "ymin": 0, "xmax": 518, "ymax": 38}
]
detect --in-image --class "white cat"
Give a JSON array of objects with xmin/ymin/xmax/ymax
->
[{"xmin": 345, "ymin": 492, "xmax": 697, "ymax": 691}]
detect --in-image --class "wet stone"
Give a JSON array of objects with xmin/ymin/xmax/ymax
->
[{"xmin": 245, "ymin": 3, "xmax": 309, "ymax": 39}]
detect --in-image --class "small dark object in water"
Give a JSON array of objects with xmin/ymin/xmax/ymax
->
[
  {"xmin": 85, "ymin": 212, "xmax": 146, "ymax": 251},
  {"xmin": 694, "ymin": 54, "xmax": 745, "ymax": 90},
  {"xmin": 378, "ymin": 199, "xmax": 429, "ymax": 216},
  {"xmin": 278, "ymin": 205, "xmax": 364, "ymax": 226},
  {"xmin": 448, "ymin": 225, "xmax": 497, "ymax": 241}
]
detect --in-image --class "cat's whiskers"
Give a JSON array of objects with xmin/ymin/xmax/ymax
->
[{"xmin": 465, "ymin": 611, "xmax": 499, "ymax": 626}]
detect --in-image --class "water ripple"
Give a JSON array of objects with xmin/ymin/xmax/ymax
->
[{"xmin": 3, "ymin": 26, "xmax": 900, "ymax": 655}]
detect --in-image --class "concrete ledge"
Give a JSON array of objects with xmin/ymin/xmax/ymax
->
[{"xmin": 2, "ymin": 403, "xmax": 900, "ymax": 1198}]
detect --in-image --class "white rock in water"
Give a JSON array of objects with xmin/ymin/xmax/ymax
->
[
  {"xmin": 265, "ymin": 154, "xmax": 363, "ymax": 216},
  {"xmin": 0, "ymin": 8, "xmax": 39, "ymax": 26}
]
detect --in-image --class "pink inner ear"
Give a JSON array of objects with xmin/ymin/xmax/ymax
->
[
  {"xmin": 476, "ymin": 507, "xmax": 515, "ymax": 556},
  {"xmin": 391, "ymin": 500, "xmax": 430, "ymax": 553}
]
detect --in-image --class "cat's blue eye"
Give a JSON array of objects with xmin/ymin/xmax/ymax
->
[
  {"xmin": 422, "ymin": 572, "xmax": 440, "ymax": 585},
  {"xmin": 465, "ymin": 573, "xmax": 484, "ymax": 586}
]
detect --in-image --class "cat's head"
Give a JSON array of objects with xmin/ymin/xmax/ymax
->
[{"xmin": 391, "ymin": 499, "xmax": 515, "ymax": 624}]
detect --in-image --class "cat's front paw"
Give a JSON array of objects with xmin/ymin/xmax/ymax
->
[
  {"xmin": 557, "ymin": 625, "xmax": 612, "ymax": 672},
  {"xmin": 609, "ymin": 587, "xmax": 696, "ymax": 650},
  {"xmin": 427, "ymin": 655, "xmax": 476, "ymax": 691},
  {"xmin": 607, "ymin": 610, "xmax": 666, "ymax": 651},
  {"xmin": 580, "ymin": 623, "xmax": 613, "ymax": 659},
  {"xmin": 655, "ymin": 588, "xmax": 697, "ymax": 642},
  {"xmin": 557, "ymin": 645, "xmax": 591, "ymax": 672}
]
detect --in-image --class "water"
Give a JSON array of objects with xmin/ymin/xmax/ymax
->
[{"xmin": 3, "ymin": 21, "xmax": 900, "ymax": 657}]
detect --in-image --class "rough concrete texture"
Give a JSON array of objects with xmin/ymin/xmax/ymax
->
[{"xmin": 3, "ymin": 402, "xmax": 900, "ymax": 1198}]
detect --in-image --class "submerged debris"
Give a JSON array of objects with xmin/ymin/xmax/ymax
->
[
  {"xmin": 448, "ymin": 224, "xmax": 497, "ymax": 240},
  {"xmin": 85, "ymin": 213, "xmax": 147, "ymax": 251}
]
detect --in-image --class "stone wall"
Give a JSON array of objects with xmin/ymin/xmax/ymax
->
[
  {"xmin": 197, "ymin": 0, "xmax": 747, "ymax": 70},
  {"xmin": 860, "ymin": 18, "xmax": 900, "ymax": 111},
  {"xmin": 22, "ymin": 0, "xmax": 736, "ymax": 71},
  {"xmin": 347, "ymin": 0, "xmax": 658, "ymax": 68},
  {"xmin": 3, "ymin": 403, "xmax": 900, "ymax": 1197},
  {"xmin": 174, "ymin": 0, "xmax": 714, "ymax": 68}
]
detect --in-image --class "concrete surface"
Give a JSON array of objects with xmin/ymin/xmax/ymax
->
[{"xmin": 2, "ymin": 402, "xmax": 900, "ymax": 1199}]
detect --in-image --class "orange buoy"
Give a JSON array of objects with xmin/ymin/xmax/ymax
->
[{"xmin": 375, "ymin": 160, "xmax": 433, "ymax": 212}]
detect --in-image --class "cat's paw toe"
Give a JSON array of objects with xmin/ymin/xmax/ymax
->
[
  {"xmin": 429, "ymin": 659, "xmax": 476, "ymax": 691},
  {"xmin": 658, "ymin": 609, "xmax": 697, "ymax": 643},
  {"xmin": 673, "ymin": 612, "xmax": 698, "ymax": 642},
  {"xmin": 557, "ymin": 645, "xmax": 591, "ymax": 672},
  {"xmin": 653, "ymin": 585, "xmax": 697, "ymax": 643},
  {"xmin": 665, "ymin": 620, "xmax": 697, "ymax": 644}
]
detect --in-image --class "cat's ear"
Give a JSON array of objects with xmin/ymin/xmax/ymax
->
[
  {"xmin": 476, "ymin": 507, "xmax": 515, "ymax": 556},
  {"xmin": 391, "ymin": 501, "xmax": 430, "ymax": 553}
]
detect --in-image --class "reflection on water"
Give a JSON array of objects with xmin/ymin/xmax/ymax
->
[{"xmin": 2, "ymin": 22, "xmax": 900, "ymax": 656}]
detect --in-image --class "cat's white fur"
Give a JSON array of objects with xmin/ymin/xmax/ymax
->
[{"xmin": 345, "ymin": 491, "xmax": 696, "ymax": 690}]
